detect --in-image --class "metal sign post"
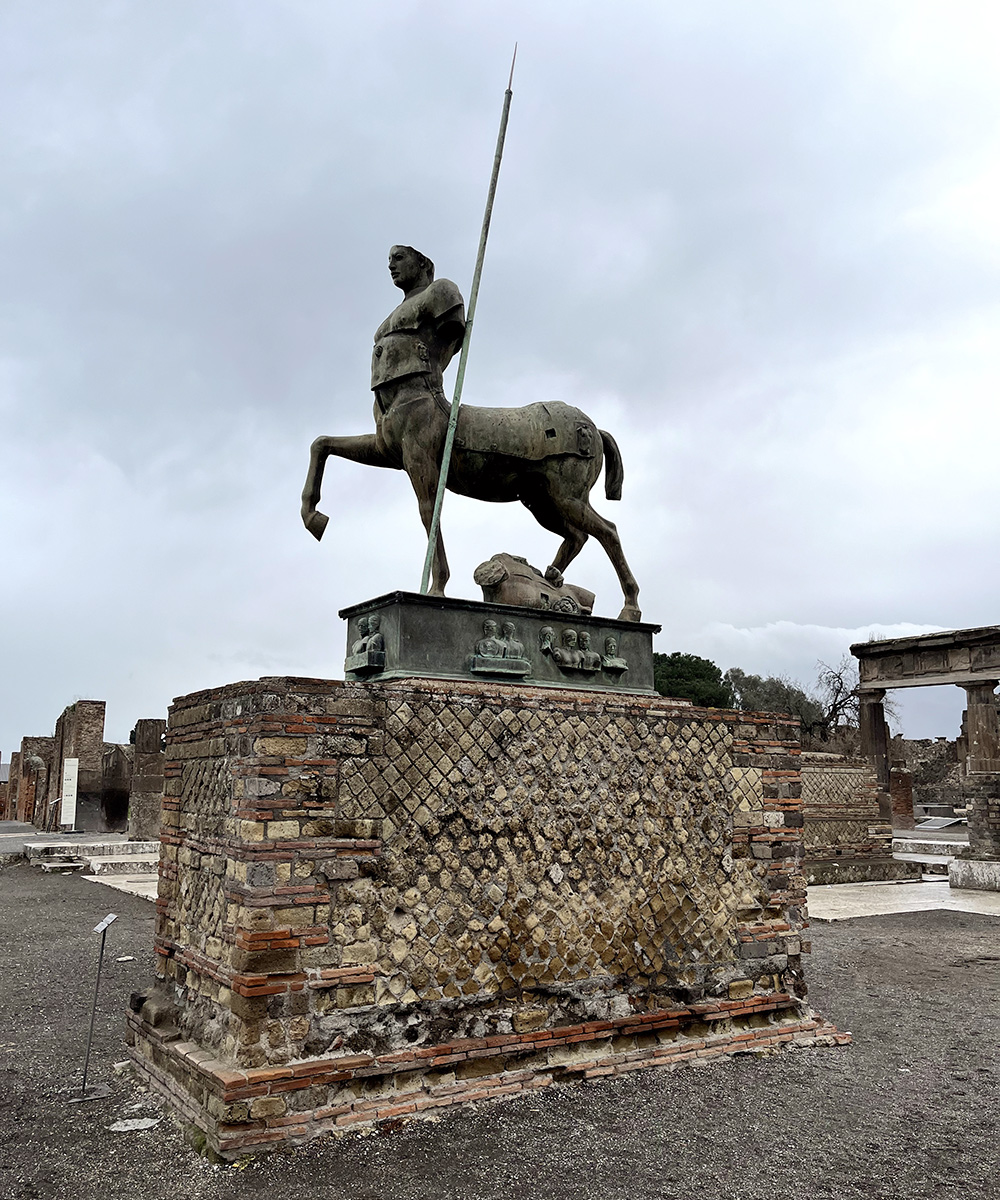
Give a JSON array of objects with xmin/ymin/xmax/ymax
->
[{"xmin": 70, "ymin": 913, "xmax": 117, "ymax": 1102}]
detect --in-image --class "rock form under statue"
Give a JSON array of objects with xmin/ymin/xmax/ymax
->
[
  {"xmin": 301, "ymin": 245, "xmax": 642, "ymax": 622},
  {"xmin": 474, "ymin": 553, "xmax": 595, "ymax": 615}
]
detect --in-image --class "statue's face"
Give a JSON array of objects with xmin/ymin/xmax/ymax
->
[
  {"xmin": 606, "ymin": 638, "xmax": 617, "ymax": 655},
  {"xmin": 579, "ymin": 632, "xmax": 590, "ymax": 649},
  {"xmin": 484, "ymin": 620, "xmax": 498, "ymax": 637},
  {"xmin": 389, "ymin": 245, "xmax": 426, "ymax": 292},
  {"xmin": 368, "ymin": 614, "xmax": 381, "ymax": 632},
  {"xmin": 501, "ymin": 623, "xmax": 515, "ymax": 637},
  {"xmin": 563, "ymin": 630, "xmax": 578, "ymax": 648},
  {"xmin": 357, "ymin": 617, "xmax": 369, "ymax": 635}
]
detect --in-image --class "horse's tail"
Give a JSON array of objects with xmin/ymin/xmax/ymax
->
[{"xmin": 600, "ymin": 429, "xmax": 624, "ymax": 501}]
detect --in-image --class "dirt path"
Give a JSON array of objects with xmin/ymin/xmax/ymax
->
[{"xmin": 2, "ymin": 861, "xmax": 998, "ymax": 1199}]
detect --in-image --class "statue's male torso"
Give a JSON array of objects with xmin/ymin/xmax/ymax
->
[{"xmin": 371, "ymin": 279, "xmax": 465, "ymax": 393}]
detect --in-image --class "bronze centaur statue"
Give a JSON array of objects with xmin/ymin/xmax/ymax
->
[{"xmin": 301, "ymin": 246, "xmax": 641, "ymax": 621}]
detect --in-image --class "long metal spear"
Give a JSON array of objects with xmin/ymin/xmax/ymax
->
[{"xmin": 419, "ymin": 47, "xmax": 517, "ymax": 594}]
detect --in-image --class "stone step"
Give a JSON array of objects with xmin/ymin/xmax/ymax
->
[
  {"xmin": 893, "ymin": 839, "xmax": 967, "ymax": 857},
  {"xmin": 892, "ymin": 852, "xmax": 951, "ymax": 875},
  {"xmin": 25, "ymin": 839, "xmax": 159, "ymax": 858},
  {"xmin": 81, "ymin": 854, "xmax": 160, "ymax": 876}
]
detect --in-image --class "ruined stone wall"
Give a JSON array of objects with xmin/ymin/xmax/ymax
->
[
  {"xmin": 894, "ymin": 737, "xmax": 961, "ymax": 816},
  {"xmin": 801, "ymin": 752, "xmax": 919, "ymax": 884},
  {"xmin": 129, "ymin": 719, "xmax": 165, "ymax": 841},
  {"xmin": 41, "ymin": 700, "xmax": 108, "ymax": 831},
  {"xmin": 15, "ymin": 737, "xmax": 55, "ymax": 826},
  {"xmin": 6, "ymin": 752, "xmax": 21, "ymax": 821},
  {"xmin": 128, "ymin": 675, "xmax": 844, "ymax": 1156}
]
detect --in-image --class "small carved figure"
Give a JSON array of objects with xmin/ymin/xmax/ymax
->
[
  {"xmin": 551, "ymin": 628, "xmax": 583, "ymax": 669},
  {"xmin": 602, "ymin": 635, "xmax": 629, "ymax": 674},
  {"xmin": 351, "ymin": 616, "xmax": 370, "ymax": 654},
  {"xmin": 539, "ymin": 626, "xmax": 556, "ymax": 655},
  {"xmin": 366, "ymin": 613, "xmax": 385, "ymax": 652},
  {"xmin": 476, "ymin": 618, "xmax": 504, "ymax": 658},
  {"xmin": 345, "ymin": 612, "xmax": 387, "ymax": 675},
  {"xmin": 501, "ymin": 620, "xmax": 524, "ymax": 659},
  {"xmin": 578, "ymin": 630, "xmax": 602, "ymax": 671},
  {"xmin": 471, "ymin": 616, "xmax": 531, "ymax": 677}
]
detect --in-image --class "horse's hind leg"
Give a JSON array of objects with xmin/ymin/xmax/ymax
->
[
  {"xmin": 520, "ymin": 494, "xmax": 588, "ymax": 586},
  {"xmin": 552, "ymin": 497, "xmax": 641, "ymax": 622}
]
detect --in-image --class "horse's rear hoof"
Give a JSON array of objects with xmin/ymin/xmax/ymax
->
[
  {"xmin": 304, "ymin": 510, "xmax": 329, "ymax": 541},
  {"xmin": 618, "ymin": 604, "xmax": 642, "ymax": 623}
]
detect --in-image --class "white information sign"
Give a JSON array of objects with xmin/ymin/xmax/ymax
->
[{"xmin": 59, "ymin": 757, "xmax": 79, "ymax": 828}]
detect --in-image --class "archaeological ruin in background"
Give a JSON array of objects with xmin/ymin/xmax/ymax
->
[
  {"xmin": 852, "ymin": 625, "xmax": 1000, "ymax": 892},
  {"xmin": 0, "ymin": 700, "xmax": 164, "ymax": 842}
]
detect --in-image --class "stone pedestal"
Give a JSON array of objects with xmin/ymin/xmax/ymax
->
[
  {"xmin": 340, "ymin": 592, "xmax": 659, "ymax": 695},
  {"xmin": 127, "ymin": 674, "xmax": 845, "ymax": 1157}
]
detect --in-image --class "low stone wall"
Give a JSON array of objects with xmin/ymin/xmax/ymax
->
[
  {"xmin": 127, "ymin": 676, "xmax": 845, "ymax": 1156},
  {"xmin": 801, "ymin": 753, "xmax": 920, "ymax": 885}
]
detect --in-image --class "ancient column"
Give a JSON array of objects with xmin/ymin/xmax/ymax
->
[
  {"xmin": 959, "ymin": 681, "xmax": 1000, "ymax": 774},
  {"xmin": 859, "ymin": 690, "xmax": 892, "ymax": 821}
]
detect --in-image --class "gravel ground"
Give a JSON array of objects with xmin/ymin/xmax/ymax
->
[{"xmin": 2, "ymin": 860, "xmax": 998, "ymax": 1200}]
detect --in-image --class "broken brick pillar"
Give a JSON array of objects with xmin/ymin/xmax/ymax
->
[
  {"xmin": 889, "ymin": 766, "xmax": 915, "ymax": 830},
  {"xmin": 859, "ymin": 689, "xmax": 892, "ymax": 822}
]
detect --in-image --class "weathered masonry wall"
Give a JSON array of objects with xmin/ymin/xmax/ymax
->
[
  {"xmin": 801, "ymin": 753, "xmax": 919, "ymax": 885},
  {"xmin": 128, "ymin": 676, "xmax": 846, "ymax": 1156}
]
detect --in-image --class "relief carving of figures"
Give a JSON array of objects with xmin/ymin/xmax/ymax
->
[
  {"xmin": 578, "ymin": 631, "xmax": 602, "ymax": 671},
  {"xmin": 551, "ymin": 629, "xmax": 583, "ymax": 669},
  {"xmin": 601, "ymin": 636, "xmax": 629, "ymax": 676},
  {"xmin": 470, "ymin": 617, "xmax": 531, "ymax": 677},
  {"xmin": 540, "ymin": 626, "xmax": 628, "ymax": 678},
  {"xmin": 345, "ymin": 613, "xmax": 387, "ymax": 675}
]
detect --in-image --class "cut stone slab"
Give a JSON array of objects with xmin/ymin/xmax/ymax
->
[
  {"xmin": 82, "ymin": 874, "xmax": 158, "ymax": 901},
  {"xmin": 893, "ymin": 838, "xmax": 966, "ymax": 857},
  {"xmin": 949, "ymin": 858, "xmax": 1000, "ymax": 892},
  {"xmin": 805, "ymin": 857, "xmax": 922, "ymax": 886},
  {"xmin": 809, "ymin": 878, "xmax": 1000, "ymax": 920},
  {"xmin": 81, "ymin": 854, "xmax": 159, "ymax": 876}
]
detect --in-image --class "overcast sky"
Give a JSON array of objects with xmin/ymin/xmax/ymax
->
[{"xmin": 3, "ymin": 0, "xmax": 1000, "ymax": 750}]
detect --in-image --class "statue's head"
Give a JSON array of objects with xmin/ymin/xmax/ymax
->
[
  {"xmin": 562, "ymin": 629, "xmax": 578, "ymax": 648},
  {"xmin": 483, "ymin": 619, "xmax": 498, "ymax": 637},
  {"xmin": 389, "ymin": 245, "xmax": 434, "ymax": 292},
  {"xmin": 501, "ymin": 621, "xmax": 515, "ymax": 638},
  {"xmin": 357, "ymin": 616, "xmax": 369, "ymax": 636},
  {"xmin": 368, "ymin": 613, "xmax": 381, "ymax": 632},
  {"xmin": 540, "ymin": 626, "xmax": 554, "ymax": 648},
  {"xmin": 605, "ymin": 636, "xmax": 618, "ymax": 656},
  {"xmin": 579, "ymin": 631, "xmax": 591, "ymax": 649}
]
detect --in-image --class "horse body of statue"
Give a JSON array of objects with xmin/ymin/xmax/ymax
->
[{"xmin": 301, "ymin": 245, "xmax": 641, "ymax": 621}]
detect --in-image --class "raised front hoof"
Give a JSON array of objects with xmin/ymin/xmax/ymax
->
[
  {"xmin": 618, "ymin": 604, "xmax": 642, "ymax": 623},
  {"xmin": 303, "ymin": 509, "xmax": 329, "ymax": 541},
  {"xmin": 544, "ymin": 566, "xmax": 565, "ymax": 588}
]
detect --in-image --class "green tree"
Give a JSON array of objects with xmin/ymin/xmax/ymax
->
[
  {"xmin": 653, "ymin": 652, "xmax": 734, "ymax": 708},
  {"xmin": 723, "ymin": 667, "xmax": 825, "ymax": 731}
]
